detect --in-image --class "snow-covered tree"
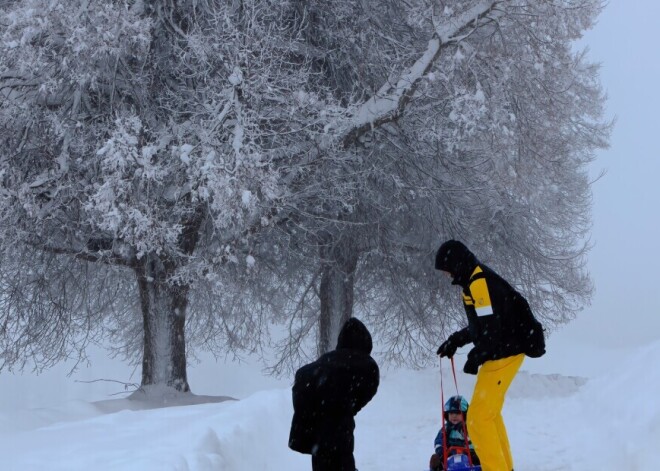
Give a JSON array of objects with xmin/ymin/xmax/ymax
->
[
  {"xmin": 0, "ymin": 0, "xmax": 611, "ymax": 381},
  {"xmin": 262, "ymin": 0, "xmax": 611, "ymax": 366},
  {"xmin": 0, "ymin": 0, "xmax": 343, "ymax": 389},
  {"xmin": 357, "ymin": 0, "xmax": 612, "ymax": 364}
]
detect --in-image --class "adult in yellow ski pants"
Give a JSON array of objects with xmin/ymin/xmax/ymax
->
[{"xmin": 467, "ymin": 354, "xmax": 524, "ymax": 471}]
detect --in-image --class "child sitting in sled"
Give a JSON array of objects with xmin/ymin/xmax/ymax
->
[{"xmin": 429, "ymin": 395, "xmax": 480, "ymax": 471}]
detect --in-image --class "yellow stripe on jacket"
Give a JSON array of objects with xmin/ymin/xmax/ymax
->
[{"xmin": 468, "ymin": 267, "xmax": 493, "ymax": 317}]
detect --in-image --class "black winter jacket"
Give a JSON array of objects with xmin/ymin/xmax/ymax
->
[
  {"xmin": 288, "ymin": 318, "xmax": 380, "ymax": 457},
  {"xmin": 436, "ymin": 240, "xmax": 545, "ymax": 371}
]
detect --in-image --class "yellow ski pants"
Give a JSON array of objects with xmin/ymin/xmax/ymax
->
[{"xmin": 467, "ymin": 354, "xmax": 524, "ymax": 471}]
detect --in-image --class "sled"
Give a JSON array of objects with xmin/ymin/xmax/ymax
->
[
  {"xmin": 425, "ymin": 448, "xmax": 481, "ymax": 471},
  {"xmin": 443, "ymin": 446, "xmax": 481, "ymax": 471}
]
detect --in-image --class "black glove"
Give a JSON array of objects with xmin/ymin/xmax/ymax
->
[
  {"xmin": 437, "ymin": 335, "xmax": 458, "ymax": 358},
  {"xmin": 463, "ymin": 349, "xmax": 480, "ymax": 375},
  {"xmin": 463, "ymin": 357, "xmax": 478, "ymax": 375},
  {"xmin": 429, "ymin": 452, "xmax": 442, "ymax": 470}
]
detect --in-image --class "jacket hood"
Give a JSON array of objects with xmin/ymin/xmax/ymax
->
[
  {"xmin": 336, "ymin": 318, "xmax": 373, "ymax": 354},
  {"xmin": 435, "ymin": 240, "xmax": 479, "ymax": 286}
]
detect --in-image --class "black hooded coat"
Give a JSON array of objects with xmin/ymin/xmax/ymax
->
[{"xmin": 288, "ymin": 318, "xmax": 379, "ymax": 466}]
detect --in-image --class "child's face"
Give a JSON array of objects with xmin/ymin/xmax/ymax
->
[{"xmin": 448, "ymin": 411, "xmax": 463, "ymax": 424}]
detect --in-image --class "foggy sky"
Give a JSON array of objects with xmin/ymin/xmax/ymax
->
[{"xmin": 556, "ymin": 0, "xmax": 660, "ymax": 347}]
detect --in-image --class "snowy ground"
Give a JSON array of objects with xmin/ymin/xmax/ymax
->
[{"xmin": 0, "ymin": 335, "xmax": 658, "ymax": 471}]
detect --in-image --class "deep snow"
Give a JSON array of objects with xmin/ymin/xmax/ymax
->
[{"xmin": 0, "ymin": 335, "xmax": 658, "ymax": 471}]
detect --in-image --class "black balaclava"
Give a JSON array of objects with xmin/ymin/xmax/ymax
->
[
  {"xmin": 336, "ymin": 318, "xmax": 373, "ymax": 354},
  {"xmin": 434, "ymin": 240, "xmax": 479, "ymax": 287}
]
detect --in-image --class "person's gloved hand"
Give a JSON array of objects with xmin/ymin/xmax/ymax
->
[
  {"xmin": 437, "ymin": 335, "xmax": 458, "ymax": 358},
  {"xmin": 463, "ymin": 349, "xmax": 480, "ymax": 375},
  {"xmin": 429, "ymin": 453, "xmax": 442, "ymax": 470},
  {"xmin": 463, "ymin": 356, "xmax": 479, "ymax": 375}
]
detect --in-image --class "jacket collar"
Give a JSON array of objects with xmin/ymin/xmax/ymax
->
[{"xmin": 451, "ymin": 262, "xmax": 479, "ymax": 288}]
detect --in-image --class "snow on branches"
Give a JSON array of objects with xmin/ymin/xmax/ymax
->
[{"xmin": 0, "ymin": 0, "xmax": 610, "ymax": 376}]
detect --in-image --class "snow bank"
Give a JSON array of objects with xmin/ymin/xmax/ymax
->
[
  {"xmin": 508, "ymin": 371, "xmax": 587, "ymax": 399},
  {"xmin": 576, "ymin": 341, "xmax": 660, "ymax": 470},
  {"xmin": 1, "ymin": 340, "xmax": 659, "ymax": 470},
  {"xmin": 0, "ymin": 389, "xmax": 307, "ymax": 471}
]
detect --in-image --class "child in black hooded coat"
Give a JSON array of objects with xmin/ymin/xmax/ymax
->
[{"xmin": 288, "ymin": 318, "xmax": 379, "ymax": 471}]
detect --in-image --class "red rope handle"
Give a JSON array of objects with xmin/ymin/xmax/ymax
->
[
  {"xmin": 439, "ymin": 357, "xmax": 448, "ymax": 467},
  {"xmin": 449, "ymin": 356, "xmax": 460, "ymax": 395},
  {"xmin": 441, "ymin": 357, "xmax": 475, "ymax": 468}
]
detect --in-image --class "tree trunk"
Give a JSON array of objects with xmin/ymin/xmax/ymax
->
[
  {"xmin": 135, "ymin": 254, "xmax": 190, "ymax": 392},
  {"xmin": 318, "ymin": 238, "xmax": 359, "ymax": 354}
]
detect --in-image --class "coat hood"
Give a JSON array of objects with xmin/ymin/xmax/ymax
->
[
  {"xmin": 336, "ymin": 318, "xmax": 373, "ymax": 354},
  {"xmin": 435, "ymin": 240, "xmax": 479, "ymax": 287}
]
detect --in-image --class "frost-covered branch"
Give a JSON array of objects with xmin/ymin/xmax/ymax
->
[{"xmin": 342, "ymin": 0, "xmax": 502, "ymax": 147}]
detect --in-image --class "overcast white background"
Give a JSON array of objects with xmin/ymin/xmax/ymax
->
[{"xmin": 552, "ymin": 0, "xmax": 660, "ymax": 349}]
